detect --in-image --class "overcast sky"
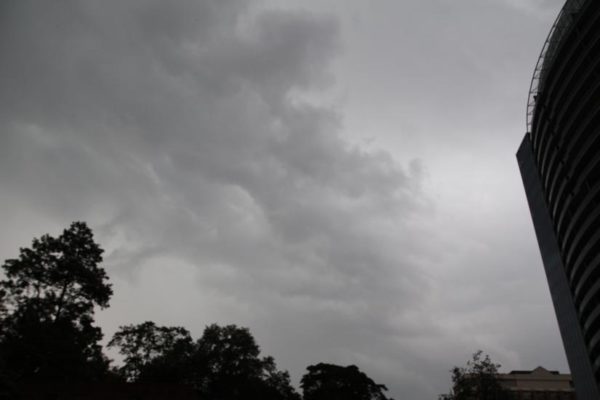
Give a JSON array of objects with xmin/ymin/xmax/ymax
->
[{"xmin": 0, "ymin": 0, "xmax": 567, "ymax": 398}]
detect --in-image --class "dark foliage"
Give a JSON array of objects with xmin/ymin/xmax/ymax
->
[
  {"xmin": 301, "ymin": 363, "xmax": 393, "ymax": 400},
  {"xmin": 0, "ymin": 222, "xmax": 112, "ymax": 389},
  {"xmin": 440, "ymin": 351, "xmax": 513, "ymax": 400},
  {"xmin": 20, "ymin": 382, "xmax": 197, "ymax": 400},
  {"xmin": 0, "ymin": 222, "xmax": 397, "ymax": 400},
  {"xmin": 109, "ymin": 321, "xmax": 195, "ymax": 382},
  {"xmin": 109, "ymin": 322, "xmax": 300, "ymax": 400}
]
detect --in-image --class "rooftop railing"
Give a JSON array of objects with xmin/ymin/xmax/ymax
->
[{"xmin": 526, "ymin": 0, "xmax": 587, "ymax": 133}]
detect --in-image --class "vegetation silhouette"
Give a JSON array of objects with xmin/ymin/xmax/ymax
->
[
  {"xmin": 0, "ymin": 222, "xmax": 393, "ymax": 400},
  {"xmin": 439, "ymin": 351, "xmax": 512, "ymax": 400},
  {"xmin": 0, "ymin": 222, "xmax": 112, "ymax": 395},
  {"xmin": 109, "ymin": 322, "xmax": 300, "ymax": 400},
  {"xmin": 109, "ymin": 321, "xmax": 195, "ymax": 383},
  {"xmin": 301, "ymin": 363, "xmax": 393, "ymax": 400}
]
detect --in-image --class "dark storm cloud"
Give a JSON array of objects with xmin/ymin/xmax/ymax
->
[
  {"xmin": 0, "ymin": 0, "xmax": 436, "ymax": 398},
  {"xmin": 264, "ymin": 0, "xmax": 567, "ymax": 398},
  {"xmin": 0, "ymin": 0, "xmax": 571, "ymax": 399}
]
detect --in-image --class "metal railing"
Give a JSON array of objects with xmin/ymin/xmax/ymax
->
[{"xmin": 526, "ymin": 0, "xmax": 587, "ymax": 133}]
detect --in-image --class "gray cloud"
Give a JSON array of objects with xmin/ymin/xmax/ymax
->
[{"xmin": 0, "ymin": 1, "xmax": 570, "ymax": 399}]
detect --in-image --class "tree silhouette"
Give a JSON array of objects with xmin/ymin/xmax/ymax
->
[
  {"xmin": 440, "ymin": 351, "xmax": 512, "ymax": 400},
  {"xmin": 109, "ymin": 322, "xmax": 299, "ymax": 400},
  {"xmin": 0, "ymin": 222, "xmax": 112, "ymax": 384},
  {"xmin": 301, "ymin": 363, "xmax": 393, "ymax": 400},
  {"xmin": 0, "ymin": 223, "xmax": 401, "ymax": 400},
  {"xmin": 194, "ymin": 324, "xmax": 299, "ymax": 400},
  {"xmin": 109, "ymin": 321, "xmax": 195, "ymax": 382},
  {"xmin": 261, "ymin": 356, "xmax": 302, "ymax": 400}
]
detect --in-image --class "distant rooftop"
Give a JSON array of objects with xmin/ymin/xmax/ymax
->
[
  {"xmin": 507, "ymin": 366, "xmax": 560, "ymax": 376},
  {"xmin": 497, "ymin": 366, "xmax": 574, "ymax": 397}
]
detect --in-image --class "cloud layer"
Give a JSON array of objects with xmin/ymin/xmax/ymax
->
[{"xmin": 0, "ymin": 1, "xmax": 568, "ymax": 399}]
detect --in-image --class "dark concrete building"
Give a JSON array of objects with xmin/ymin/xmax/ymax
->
[{"xmin": 517, "ymin": 0, "xmax": 600, "ymax": 399}]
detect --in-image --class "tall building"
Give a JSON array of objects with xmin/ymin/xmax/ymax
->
[{"xmin": 517, "ymin": 0, "xmax": 600, "ymax": 399}]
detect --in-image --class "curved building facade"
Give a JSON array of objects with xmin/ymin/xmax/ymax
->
[{"xmin": 517, "ymin": 1, "xmax": 600, "ymax": 399}]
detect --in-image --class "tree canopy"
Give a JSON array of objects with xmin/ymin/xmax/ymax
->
[
  {"xmin": 0, "ymin": 222, "xmax": 112, "ymax": 384},
  {"xmin": 0, "ymin": 222, "xmax": 397, "ymax": 400},
  {"xmin": 440, "ymin": 351, "xmax": 512, "ymax": 400},
  {"xmin": 301, "ymin": 363, "xmax": 393, "ymax": 400},
  {"xmin": 109, "ymin": 322, "xmax": 300, "ymax": 400},
  {"xmin": 0, "ymin": 221, "xmax": 111, "ymax": 322},
  {"xmin": 108, "ymin": 321, "xmax": 194, "ymax": 382}
]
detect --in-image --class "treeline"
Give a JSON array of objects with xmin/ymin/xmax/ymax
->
[{"xmin": 0, "ymin": 222, "xmax": 393, "ymax": 400}]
